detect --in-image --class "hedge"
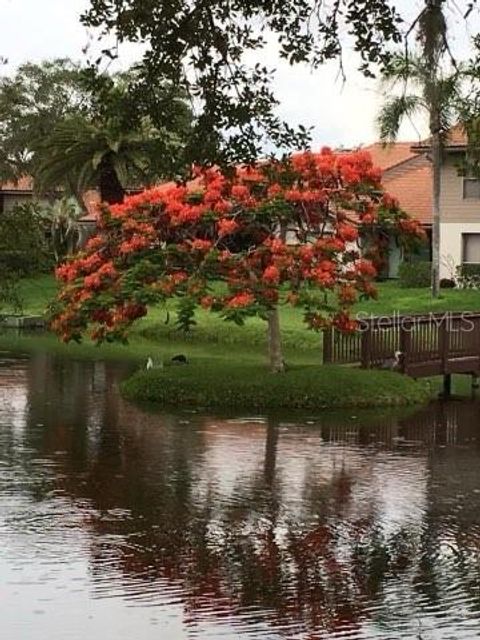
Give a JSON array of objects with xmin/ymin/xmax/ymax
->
[{"xmin": 398, "ymin": 261, "xmax": 431, "ymax": 288}]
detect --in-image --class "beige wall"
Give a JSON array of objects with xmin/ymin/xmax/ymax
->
[
  {"xmin": 1, "ymin": 193, "xmax": 54, "ymax": 212},
  {"xmin": 440, "ymin": 153, "xmax": 480, "ymax": 223},
  {"xmin": 2, "ymin": 193, "xmax": 33, "ymax": 211},
  {"xmin": 439, "ymin": 153, "xmax": 480, "ymax": 277},
  {"xmin": 440, "ymin": 222, "xmax": 480, "ymax": 278}
]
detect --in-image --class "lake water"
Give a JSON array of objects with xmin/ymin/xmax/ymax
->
[{"xmin": 1, "ymin": 351, "xmax": 480, "ymax": 639}]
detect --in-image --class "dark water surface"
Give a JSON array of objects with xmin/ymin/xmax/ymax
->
[{"xmin": 1, "ymin": 352, "xmax": 480, "ymax": 639}]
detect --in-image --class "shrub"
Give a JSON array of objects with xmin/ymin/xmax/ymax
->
[
  {"xmin": 0, "ymin": 202, "xmax": 52, "ymax": 276},
  {"xmin": 440, "ymin": 278, "xmax": 456, "ymax": 289},
  {"xmin": 456, "ymin": 264, "xmax": 480, "ymax": 290},
  {"xmin": 458, "ymin": 263, "xmax": 480, "ymax": 278},
  {"xmin": 398, "ymin": 261, "xmax": 431, "ymax": 288}
]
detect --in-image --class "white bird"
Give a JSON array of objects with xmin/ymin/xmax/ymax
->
[
  {"xmin": 380, "ymin": 351, "xmax": 403, "ymax": 370},
  {"xmin": 146, "ymin": 357, "xmax": 164, "ymax": 370}
]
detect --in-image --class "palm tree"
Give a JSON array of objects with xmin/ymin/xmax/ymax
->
[
  {"xmin": 377, "ymin": 0, "xmax": 460, "ymax": 298},
  {"xmin": 46, "ymin": 197, "xmax": 84, "ymax": 262},
  {"xmin": 32, "ymin": 64, "xmax": 192, "ymax": 206},
  {"xmin": 34, "ymin": 117, "xmax": 177, "ymax": 205}
]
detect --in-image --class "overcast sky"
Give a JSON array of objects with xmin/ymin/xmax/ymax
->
[{"xmin": 0, "ymin": 0, "xmax": 476, "ymax": 150}]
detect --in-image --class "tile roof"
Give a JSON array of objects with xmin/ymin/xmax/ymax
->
[
  {"xmin": 383, "ymin": 155, "xmax": 432, "ymax": 225},
  {"xmin": 412, "ymin": 124, "xmax": 468, "ymax": 150},
  {"xmin": 360, "ymin": 142, "xmax": 420, "ymax": 171},
  {"xmin": 0, "ymin": 176, "xmax": 34, "ymax": 191},
  {"xmin": 345, "ymin": 142, "xmax": 432, "ymax": 225},
  {"xmin": 445, "ymin": 123, "xmax": 467, "ymax": 146}
]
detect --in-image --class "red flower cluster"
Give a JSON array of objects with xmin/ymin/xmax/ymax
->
[{"xmin": 227, "ymin": 292, "xmax": 255, "ymax": 308}]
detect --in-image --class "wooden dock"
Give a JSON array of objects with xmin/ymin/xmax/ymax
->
[
  {"xmin": 323, "ymin": 312, "xmax": 480, "ymax": 391},
  {"xmin": 0, "ymin": 315, "xmax": 46, "ymax": 329}
]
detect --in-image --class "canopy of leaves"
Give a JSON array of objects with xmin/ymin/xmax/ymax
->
[
  {"xmin": 0, "ymin": 59, "xmax": 193, "ymax": 194},
  {"xmin": 0, "ymin": 59, "xmax": 88, "ymax": 182}
]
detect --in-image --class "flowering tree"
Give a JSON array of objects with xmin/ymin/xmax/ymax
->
[{"xmin": 51, "ymin": 148, "xmax": 424, "ymax": 372}]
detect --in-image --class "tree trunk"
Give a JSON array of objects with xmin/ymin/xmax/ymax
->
[
  {"xmin": 421, "ymin": 0, "xmax": 444, "ymax": 298},
  {"xmin": 267, "ymin": 307, "xmax": 284, "ymax": 373},
  {"xmin": 430, "ymin": 123, "xmax": 442, "ymax": 298},
  {"xmin": 99, "ymin": 158, "xmax": 125, "ymax": 204}
]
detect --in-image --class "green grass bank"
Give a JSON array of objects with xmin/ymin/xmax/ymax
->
[
  {"xmin": 2, "ymin": 274, "xmax": 477, "ymax": 410},
  {"xmin": 121, "ymin": 362, "xmax": 430, "ymax": 410}
]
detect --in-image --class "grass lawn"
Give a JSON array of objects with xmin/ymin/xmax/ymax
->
[
  {"xmin": 9, "ymin": 275, "xmax": 480, "ymax": 338},
  {"xmin": 14, "ymin": 274, "xmax": 59, "ymax": 315},
  {"xmin": 1, "ymin": 274, "xmax": 478, "ymax": 409},
  {"xmin": 356, "ymin": 281, "xmax": 480, "ymax": 315}
]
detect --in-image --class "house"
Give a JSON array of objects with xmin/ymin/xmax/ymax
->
[
  {"xmin": 2, "ymin": 149, "xmax": 434, "ymax": 278},
  {"xmin": 0, "ymin": 176, "xmax": 40, "ymax": 212},
  {"xmin": 359, "ymin": 142, "xmax": 432, "ymax": 277},
  {"xmin": 413, "ymin": 126, "xmax": 480, "ymax": 280},
  {"xmin": 0, "ymin": 178, "xmax": 105, "ymax": 245}
]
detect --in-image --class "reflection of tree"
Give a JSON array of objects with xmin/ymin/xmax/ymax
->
[
  {"xmin": 264, "ymin": 417, "xmax": 279, "ymax": 487},
  {"xmin": 8, "ymin": 355, "xmax": 480, "ymax": 638},
  {"xmin": 58, "ymin": 414, "xmax": 425, "ymax": 637},
  {"xmin": 411, "ymin": 400, "xmax": 480, "ymax": 621}
]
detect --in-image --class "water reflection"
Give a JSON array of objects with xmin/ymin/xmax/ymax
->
[{"xmin": 1, "ymin": 352, "xmax": 480, "ymax": 639}]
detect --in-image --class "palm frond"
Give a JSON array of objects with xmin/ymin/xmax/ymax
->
[
  {"xmin": 380, "ymin": 53, "xmax": 427, "ymax": 90},
  {"xmin": 377, "ymin": 95, "xmax": 423, "ymax": 142},
  {"xmin": 34, "ymin": 113, "xmax": 174, "ymax": 199}
]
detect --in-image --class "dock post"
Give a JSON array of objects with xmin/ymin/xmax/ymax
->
[
  {"xmin": 360, "ymin": 324, "xmax": 373, "ymax": 369},
  {"xmin": 438, "ymin": 318, "xmax": 452, "ymax": 398},
  {"xmin": 472, "ymin": 375, "xmax": 479, "ymax": 399},
  {"xmin": 323, "ymin": 327, "xmax": 333, "ymax": 364},
  {"xmin": 442, "ymin": 373, "xmax": 452, "ymax": 399},
  {"xmin": 399, "ymin": 321, "xmax": 411, "ymax": 375}
]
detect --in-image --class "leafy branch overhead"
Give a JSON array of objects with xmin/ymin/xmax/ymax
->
[{"xmin": 82, "ymin": 0, "xmax": 406, "ymax": 164}]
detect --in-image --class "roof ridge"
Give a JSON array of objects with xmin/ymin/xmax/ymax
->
[
  {"xmin": 385, "ymin": 152, "xmax": 428, "ymax": 173},
  {"xmin": 358, "ymin": 141, "xmax": 423, "ymax": 172}
]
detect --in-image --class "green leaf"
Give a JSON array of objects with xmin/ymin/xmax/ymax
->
[{"xmin": 92, "ymin": 149, "xmax": 105, "ymax": 170}]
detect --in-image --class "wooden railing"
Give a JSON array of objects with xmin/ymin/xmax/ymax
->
[{"xmin": 323, "ymin": 312, "xmax": 480, "ymax": 378}]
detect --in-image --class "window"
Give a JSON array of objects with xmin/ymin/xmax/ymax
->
[
  {"xmin": 463, "ymin": 178, "xmax": 480, "ymax": 199},
  {"xmin": 463, "ymin": 233, "xmax": 480, "ymax": 264}
]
